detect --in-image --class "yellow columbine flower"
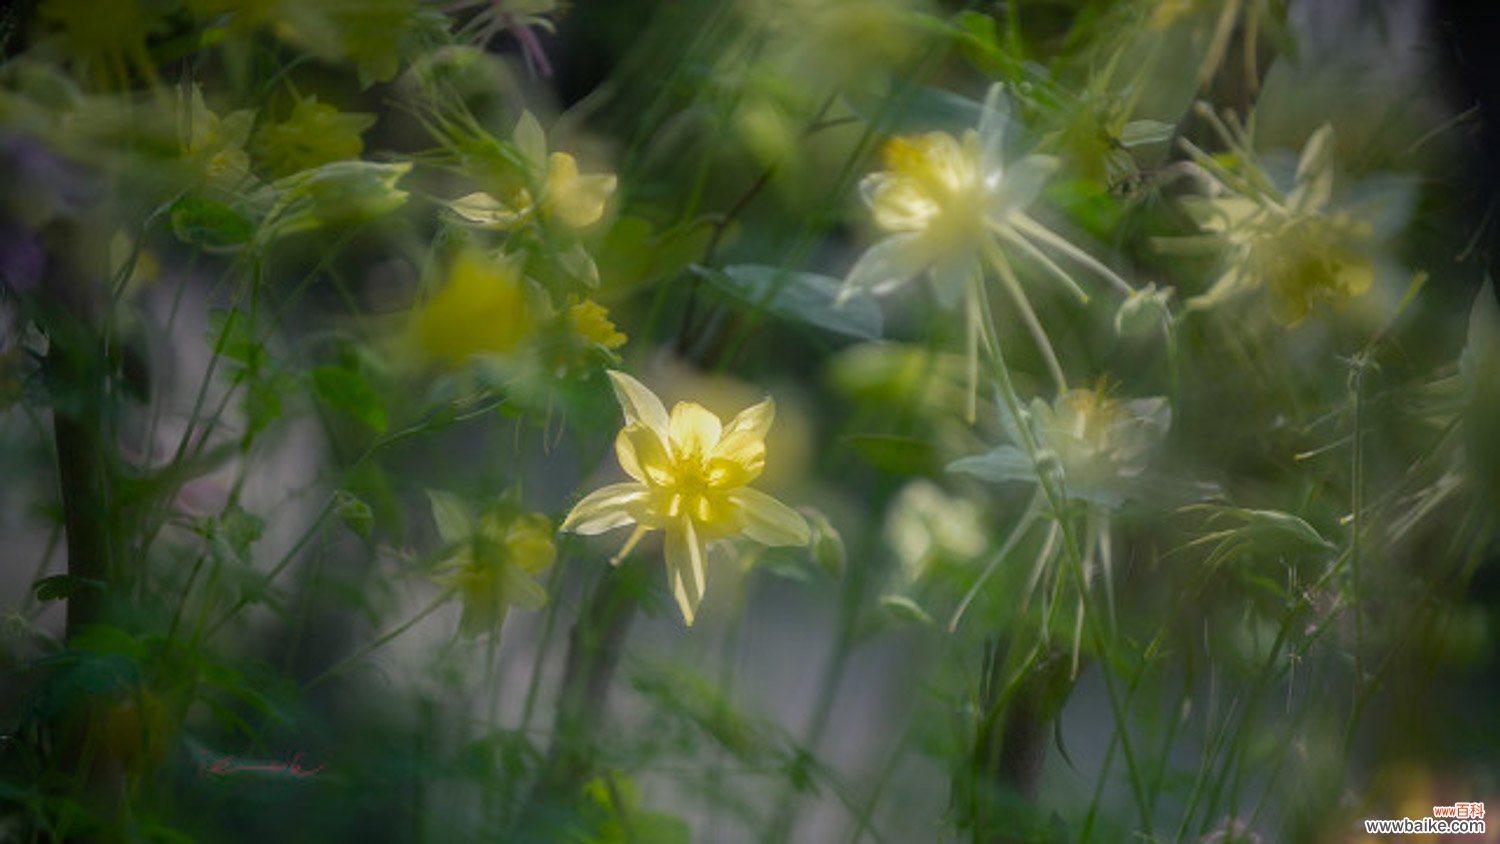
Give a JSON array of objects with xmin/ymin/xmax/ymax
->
[
  {"xmin": 445, "ymin": 111, "xmax": 617, "ymax": 231},
  {"xmin": 843, "ymin": 85, "xmax": 1132, "ymax": 414},
  {"xmin": 413, "ymin": 249, "xmax": 534, "ymax": 366},
  {"xmin": 561, "ymin": 371, "xmax": 811, "ymax": 625},
  {"xmin": 1182, "ymin": 123, "xmax": 1398, "ymax": 326},
  {"xmin": 430, "ymin": 500, "xmax": 556, "ymax": 638},
  {"xmin": 567, "ymin": 299, "xmax": 627, "ymax": 350}
]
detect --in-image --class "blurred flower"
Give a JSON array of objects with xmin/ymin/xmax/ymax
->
[
  {"xmin": 179, "ymin": 86, "xmax": 255, "ymax": 191},
  {"xmin": 843, "ymin": 85, "xmax": 1132, "ymax": 413},
  {"xmin": 884, "ymin": 480, "xmax": 987, "ymax": 584},
  {"xmin": 1179, "ymin": 122, "xmax": 1409, "ymax": 326},
  {"xmin": 561, "ymin": 371, "xmax": 810, "ymax": 625},
  {"xmin": 412, "ymin": 248, "xmax": 535, "ymax": 366},
  {"xmin": 256, "ymin": 159, "xmax": 411, "ymax": 236},
  {"xmin": 952, "ymin": 387, "xmax": 1171, "ymax": 510},
  {"xmin": 567, "ymin": 298, "xmax": 627, "ymax": 351},
  {"xmin": 36, "ymin": 0, "xmax": 168, "ymax": 89},
  {"xmin": 255, "ymin": 96, "xmax": 376, "ymax": 178},
  {"xmin": 445, "ymin": 111, "xmax": 617, "ymax": 231},
  {"xmin": 186, "ymin": 0, "xmax": 423, "ymax": 87},
  {"xmin": 428, "ymin": 493, "xmax": 555, "ymax": 637},
  {"xmin": 736, "ymin": 0, "xmax": 930, "ymax": 95}
]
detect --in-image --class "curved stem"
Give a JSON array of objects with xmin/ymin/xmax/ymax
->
[{"xmin": 302, "ymin": 587, "xmax": 457, "ymax": 692}]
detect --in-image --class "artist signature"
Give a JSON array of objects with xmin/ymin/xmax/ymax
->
[{"xmin": 199, "ymin": 751, "xmax": 325, "ymax": 781}]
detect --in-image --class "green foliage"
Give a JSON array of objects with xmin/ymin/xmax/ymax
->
[{"xmin": 1, "ymin": 2, "xmax": 1496, "ymax": 843}]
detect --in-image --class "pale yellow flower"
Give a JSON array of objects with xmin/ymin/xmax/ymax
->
[
  {"xmin": 413, "ymin": 249, "xmax": 534, "ymax": 366},
  {"xmin": 1181, "ymin": 123, "xmax": 1404, "ymax": 326},
  {"xmin": 429, "ymin": 496, "xmax": 556, "ymax": 638},
  {"xmin": 843, "ymin": 85, "xmax": 1132, "ymax": 414},
  {"xmin": 445, "ymin": 112, "xmax": 617, "ymax": 231},
  {"xmin": 561, "ymin": 372, "xmax": 811, "ymax": 625},
  {"xmin": 180, "ymin": 86, "xmax": 255, "ymax": 189}
]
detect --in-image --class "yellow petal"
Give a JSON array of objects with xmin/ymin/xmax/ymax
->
[
  {"xmin": 719, "ymin": 396, "xmax": 775, "ymax": 442},
  {"xmin": 667, "ymin": 402, "xmax": 723, "ymax": 461},
  {"xmin": 709, "ymin": 397, "xmax": 773, "ymax": 484},
  {"xmin": 544, "ymin": 151, "xmax": 616, "ymax": 228},
  {"xmin": 729, "ymin": 487, "xmax": 811, "ymax": 547},
  {"xmin": 615, "ymin": 423, "xmax": 672, "ymax": 485},
  {"xmin": 560, "ymin": 482, "xmax": 649, "ymax": 535},
  {"xmin": 665, "ymin": 519, "xmax": 707, "ymax": 626},
  {"xmin": 606, "ymin": 370, "xmax": 670, "ymax": 439}
]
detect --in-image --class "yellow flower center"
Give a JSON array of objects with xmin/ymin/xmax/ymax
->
[
  {"xmin": 868, "ymin": 132, "xmax": 989, "ymax": 252},
  {"xmin": 1239, "ymin": 213, "xmax": 1374, "ymax": 325}
]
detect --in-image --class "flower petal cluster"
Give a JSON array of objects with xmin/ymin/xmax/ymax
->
[
  {"xmin": 428, "ymin": 492, "xmax": 556, "ymax": 637},
  {"xmin": 842, "ymin": 88, "xmax": 1064, "ymax": 307},
  {"xmin": 446, "ymin": 112, "xmax": 617, "ymax": 231},
  {"xmin": 952, "ymin": 387, "xmax": 1171, "ymax": 510},
  {"xmin": 1182, "ymin": 123, "xmax": 1407, "ymax": 325},
  {"xmin": 561, "ymin": 371, "xmax": 810, "ymax": 625}
]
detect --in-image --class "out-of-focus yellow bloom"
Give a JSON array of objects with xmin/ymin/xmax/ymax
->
[
  {"xmin": 567, "ymin": 299, "xmax": 627, "ymax": 350},
  {"xmin": 561, "ymin": 372, "xmax": 810, "ymax": 625},
  {"xmin": 180, "ymin": 86, "xmax": 255, "ymax": 189},
  {"xmin": 413, "ymin": 249, "xmax": 534, "ymax": 366},
  {"xmin": 429, "ymin": 494, "xmax": 556, "ymax": 637},
  {"xmin": 37, "ymin": 0, "xmax": 166, "ymax": 88},
  {"xmin": 445, "ymin": 112, "xmax": 616, "ymax": 231},
  {"xmin": 1183, "ymin": 124, "xmax": 1390, "ymax": 326},
  {"xmin": 255, "ymin": 96, "xmax": 376, "ymax": 177},
  {"xmin": 186, "ymin": 0, "xmax": 418, "ymax": 87}
]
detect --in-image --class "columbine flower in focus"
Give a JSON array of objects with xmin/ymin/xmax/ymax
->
[
  {"xmin": 842, "ymin": 85, "xmax": 1133, "ymax": 415},
  {"xmin": 560, "ymin": 371, "xmax": 810, "ymax": 625},
  {"xmin": 445, "ymin": 111, "xmax": 617, "ymax": 231},
  {"xmin": 413, "ymin": 248, "xmax": 535, "ymax": 366},
  {"xmin": 428, "ymin": 492, "xmax": 556, "ymax": 637},
  {"xmin": 1175, "ymin": 120, "xmax": 1409, "ymax": 326}
]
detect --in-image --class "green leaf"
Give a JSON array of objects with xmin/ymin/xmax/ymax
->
[
  {"xmin": 948, "ymin": 445, "xmax": 1034, "ymax": 485},
  {"xmin": 694, "ymin": 264, "xmax": 883, "ymax": 340},
  {"xmin": 32, "ymin": 574, "xmax": 105, "ymax": 602},
  {"xmin": 311, "ymin": 365, "xmax": 388, "ymax": 433},
  {"xmin": 879, "ymin": 594, "xmax": 935, "ymax": 626},
  {"xmin": 426, "ymin": 490, "xmax": 472, "ymax": 545},
  {"xmin": 169, "ymin": 196, "xmax": 255, "ymax": 251}
]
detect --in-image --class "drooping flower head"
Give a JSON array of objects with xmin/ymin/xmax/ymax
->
[{"xmin": 561, "ymin": 372, "xmax": 810, "ymax": 625}]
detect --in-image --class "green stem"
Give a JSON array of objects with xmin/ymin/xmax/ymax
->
[
  {"xmin": 974, "ymin": 288, "xmax": 1155, "ymax": 836},
  {"xmin": 302, "ymin": 588, "xmax": 457, "ymax": 692},
  {"xmin": 517, "ymin": 560, "xmax": 640, "ymax": 826}
]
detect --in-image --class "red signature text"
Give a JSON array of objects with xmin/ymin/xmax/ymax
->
[{"xmin": 200, "ymin": 751, "xmax": 325, "ymax": 781}]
